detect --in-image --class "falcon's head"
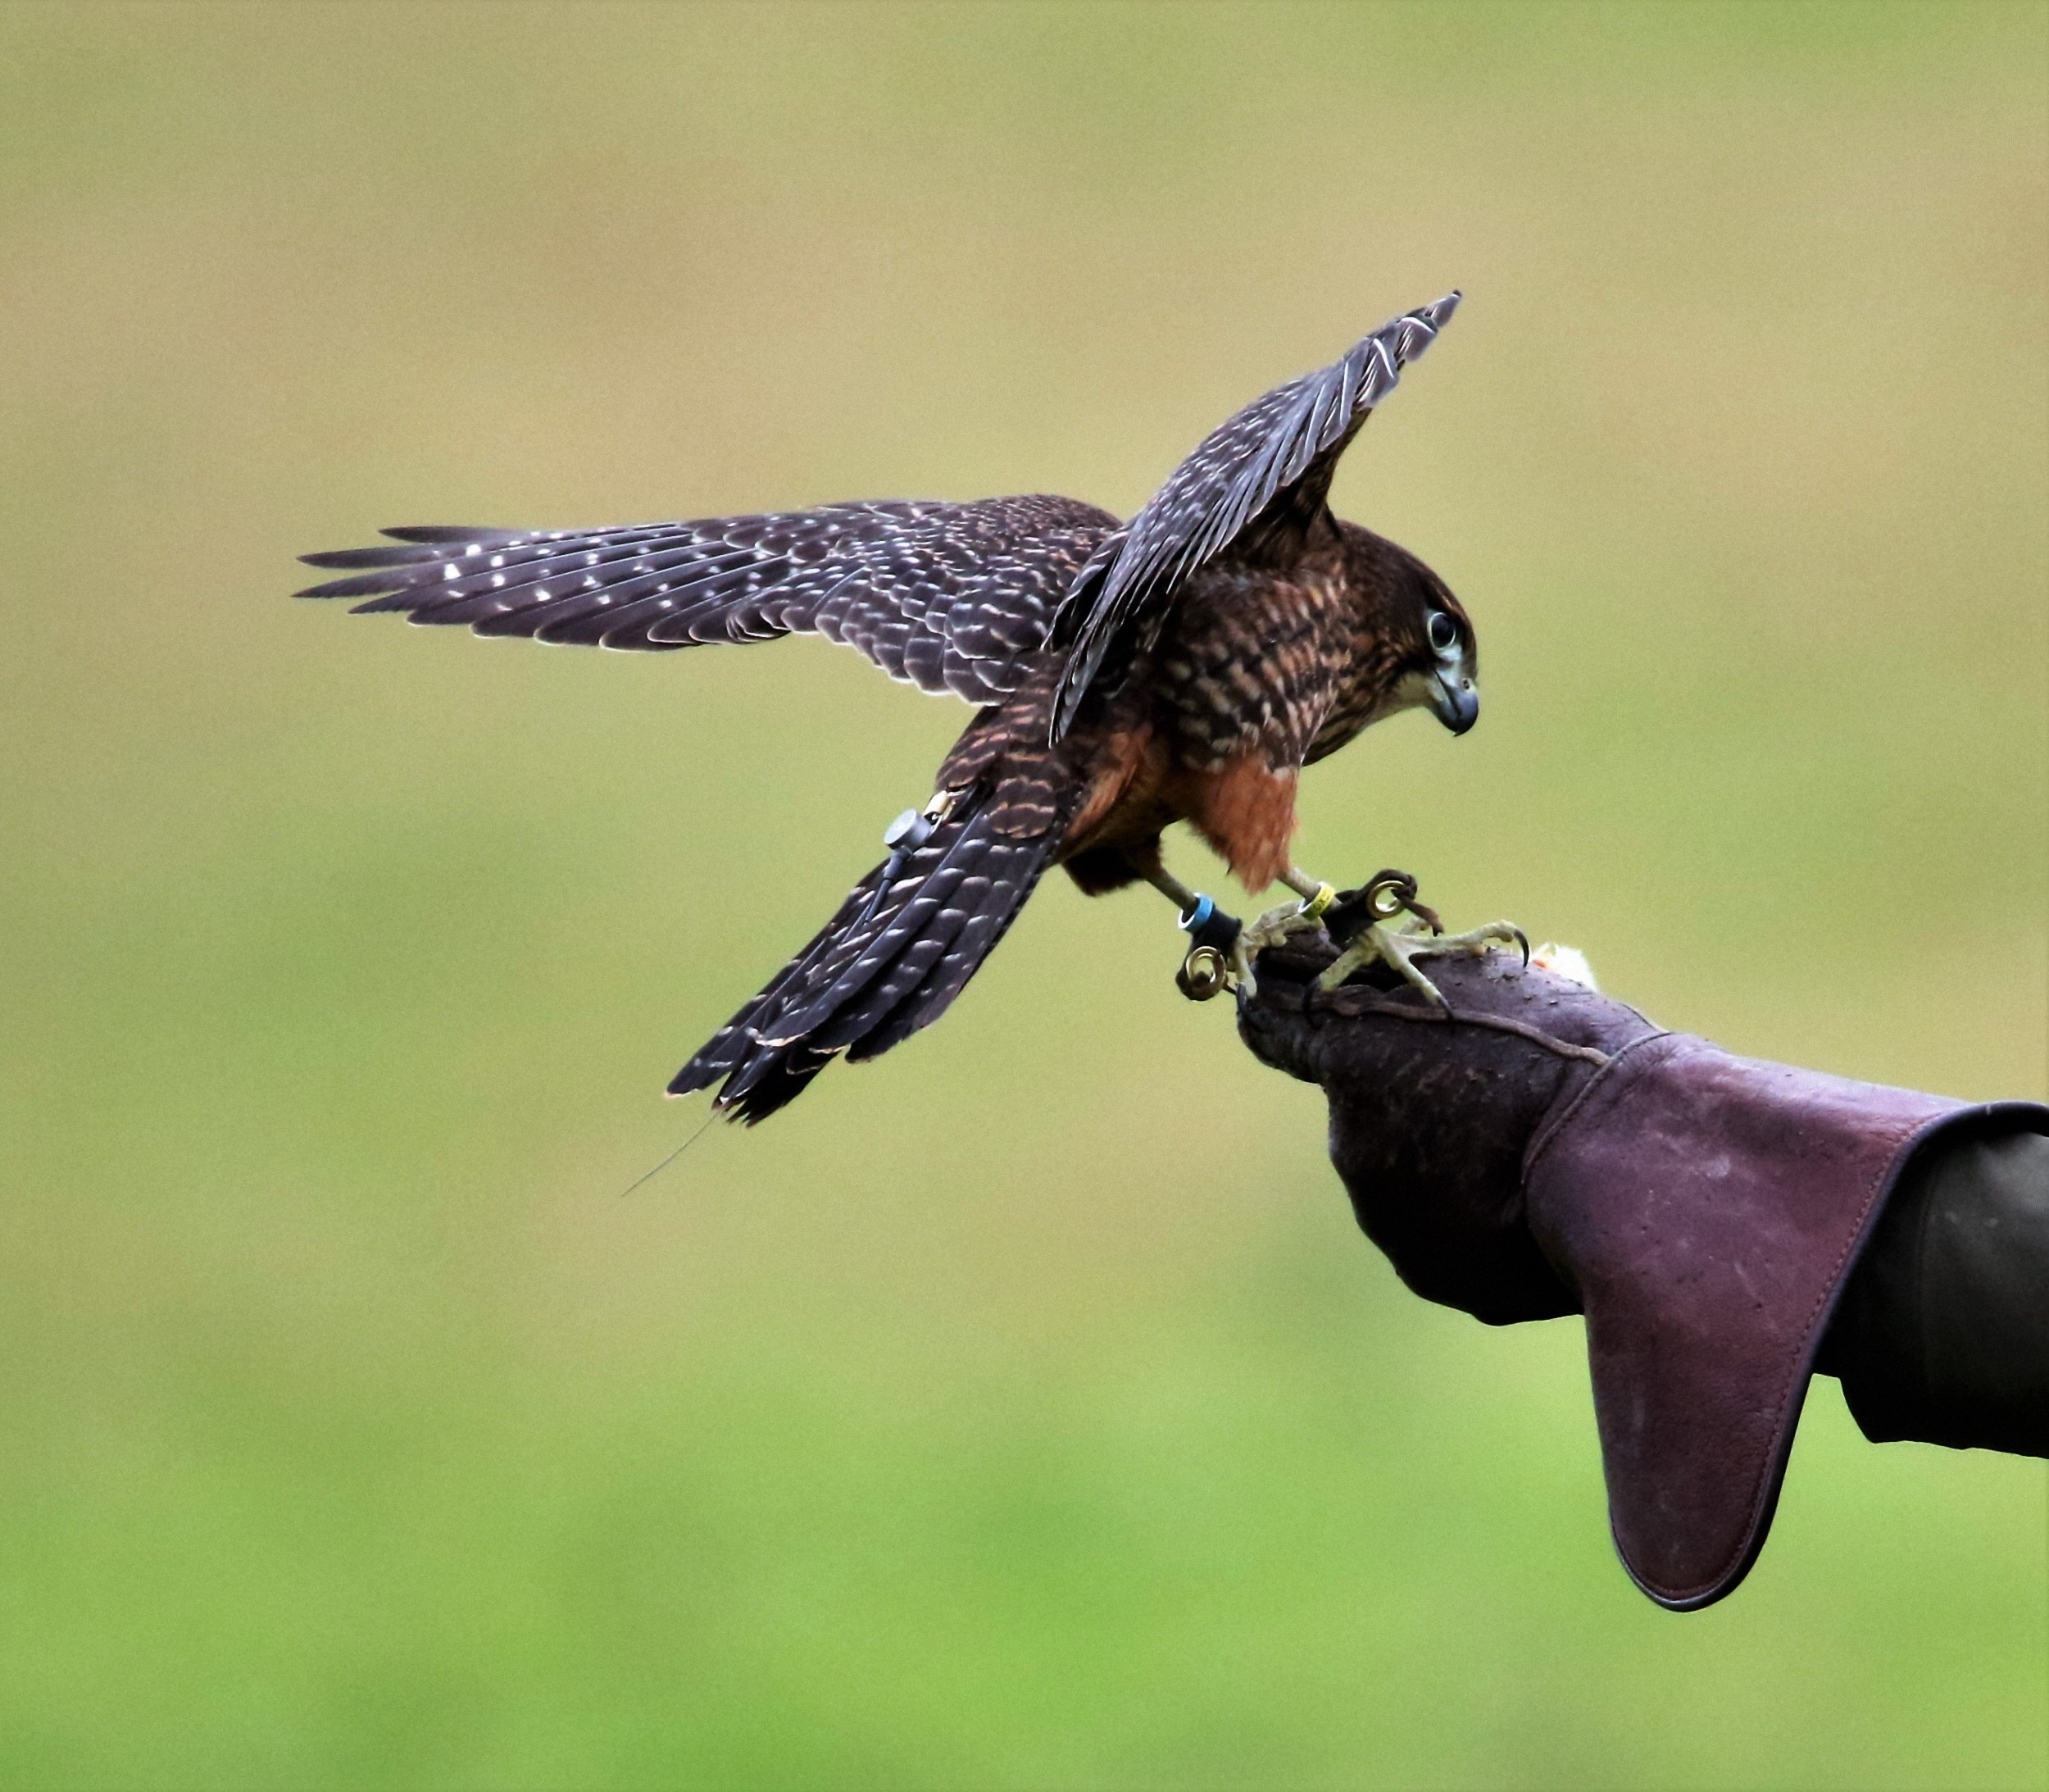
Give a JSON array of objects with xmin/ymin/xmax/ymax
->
[{"xmin": 1341, "ymin": 525, "xmax": 1479, "ymax": 736}]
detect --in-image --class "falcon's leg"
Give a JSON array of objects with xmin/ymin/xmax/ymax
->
[
  {"xmin": 1218, "ymin": 867, "xmax": 1343, "ymax": 998},
  {"xmin": 1134, "ymin": 860, "xmax": 1251, "ymax": 1002},
  {"xmin": 1315, "ymin": 919, "xmax": 1529, "ymax": 1003},
  {"xmin": 1143, "ymin": 849, "xmax": 1526, "ymax": 1006},
  {"xmin": 1140, "ymin": 857, "xmax": 1515, "ymax": 1006},
  {"xmin": 1141, "ymin": 862, "xmax": 1206, "ymax": 916},
  {"xmin": 1298, "ymin": 869, "xmax": 1527, "ymax": 1004},
  {"xmin": 1140, "ymin": 862, "xmax": 1336, "ymax": 1000}
]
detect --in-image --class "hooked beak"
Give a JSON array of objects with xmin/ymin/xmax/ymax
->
[{"xmin": 1433, "ymin": 671, "xmax": 1479, "ymax": 735}]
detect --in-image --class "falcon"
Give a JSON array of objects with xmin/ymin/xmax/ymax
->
[{"xmin": 299, "ymin": 292, "xmax": 1516, "ymax": 1121}]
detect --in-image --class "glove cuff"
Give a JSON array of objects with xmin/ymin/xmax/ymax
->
[{"xmin": 1524, "ymin": 1030, "xmax": 2030, "ymax": 1608}]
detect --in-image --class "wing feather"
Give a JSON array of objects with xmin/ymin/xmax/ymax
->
[
  {"xmin": 300, "ymin": 494, "xmax": 1116, "ymax": 703},
  {"xmin": 1048, "ymin": 293, "xmax": 1461, "ymax": 736}
]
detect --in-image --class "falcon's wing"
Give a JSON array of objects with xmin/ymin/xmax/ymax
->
[
  {"xmin": 298, "ymin": 493, "xmax": 1116, "ymax": 705},
  {"xmin": 1048, "ymin": 292, "xmax": 1461, "ymax": 737}
]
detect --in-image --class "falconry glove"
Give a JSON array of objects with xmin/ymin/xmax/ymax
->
[{"xmin": 1238, "ymin": 942, "xmax": 2049, "ymax": 1609}]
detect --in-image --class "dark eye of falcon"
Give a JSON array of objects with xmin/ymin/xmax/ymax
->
[{"xmin": 1427, "ymin": 611, "xmax": 1459, "ymax": 655}]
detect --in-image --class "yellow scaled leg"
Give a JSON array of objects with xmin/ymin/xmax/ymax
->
[
  {"xmin": 1314, "ymin": 918, "xmax": 1529, "ymax": 1004},
  {"xmin": 1222, "ymin": 871, "xmax": 1336, "ymax": 1000}
]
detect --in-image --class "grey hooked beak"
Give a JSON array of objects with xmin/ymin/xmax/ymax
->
[{"xmin": 1433, "ymin": 671, "xmax": 1479, "ymax": 735}]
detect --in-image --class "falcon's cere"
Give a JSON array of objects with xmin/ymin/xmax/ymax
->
[{"xmin": 300, "ymin": 292, "xmax": 1517, "ymax": 1121}]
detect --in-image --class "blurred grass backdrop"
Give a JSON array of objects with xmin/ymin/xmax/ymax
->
[{"xmin": 2, "ymin": 2, "xmax": 2046, "ymax": 1786}]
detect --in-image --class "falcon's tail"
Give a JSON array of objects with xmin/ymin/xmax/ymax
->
[{"xmin": 670, "ymin": 787, "xmax": 1061, "ymax": 1124}]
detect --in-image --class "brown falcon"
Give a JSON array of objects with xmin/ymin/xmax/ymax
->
[{"xmin": 299, "ymin": 292, "xmax": 1517, "ymax": 1121}]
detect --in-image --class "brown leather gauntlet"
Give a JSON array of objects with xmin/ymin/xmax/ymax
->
[{"xmin": 1238, "ymin": 943, "xmax": 2047, "ymax": 1610}]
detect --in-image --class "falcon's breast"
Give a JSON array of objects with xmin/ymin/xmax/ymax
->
[{"xmin": 1146, "ymin": 559, "xmax": 1359, "ymax": 775}]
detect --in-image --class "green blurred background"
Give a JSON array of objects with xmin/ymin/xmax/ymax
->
[{"xmin": 2, "ymin": 3, "xmax": 2045, "ymax": 1785}]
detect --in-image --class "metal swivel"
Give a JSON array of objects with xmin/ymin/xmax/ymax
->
[
  {"xmin": 1174, "ymin": 893, "xmax": 1243, "ymax": 1003},
  {"xmin": 1177, "ymin": 945, "xmax": 1230, "ymax": 1002},
  {"xmin": 1324, "ymin": 867, "xmax": 1446, "ymax": 950}
]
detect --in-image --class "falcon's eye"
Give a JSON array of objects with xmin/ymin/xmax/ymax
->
[{"xmin": 1427, "ymin": 611, "xmax": 1459, "ymax": 655}]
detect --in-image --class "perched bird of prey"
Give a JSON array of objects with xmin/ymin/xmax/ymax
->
[{"xmin": 300, "ymin": 292, "xmax": 1514, "ymax": 1121}]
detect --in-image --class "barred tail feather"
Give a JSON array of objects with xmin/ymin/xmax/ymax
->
[{"xmin": 669, "ymin": 789, "xmax": 1060, "ymax": 1124}]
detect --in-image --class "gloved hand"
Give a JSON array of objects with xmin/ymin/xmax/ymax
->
[{"xmin": 1238, "ymin": 939, "xmax": 2047, "ymax": 1609}]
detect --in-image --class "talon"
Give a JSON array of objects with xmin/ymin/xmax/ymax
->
[
  {"xmin": 1394, "ymin": 956, "xmax": 1451, "ymax": 1008},
  {"xmin": 1229, "ymin": 936, "xmax": 1259, "ymax": 1002},
  {"xmin": 1411, "ymin": 920, "xmax": 1528, "ymax": 964},
  {"xmin": 1313, "ymin": 916, "xmax": 1527, "ymax": 1001},
  {"xmin": 1314, "ymin": 921, "xmax": 1449, "ymax": 1003},
  {"xmin": 1403, "ymin": 920, "xmax": 1528, "ymax": 969}
]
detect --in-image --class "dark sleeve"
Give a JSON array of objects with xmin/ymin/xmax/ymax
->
[{"xmin": 1818, "ymin": 1122, "xmax": 2049, "ymax": 1458}]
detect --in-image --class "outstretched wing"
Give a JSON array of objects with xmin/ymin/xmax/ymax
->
[
  {"xmin": 1048, "ymin": 292, "xmax": 1461, "ymax": 737},
  {"xmin": 298, "ymin": 493, "xmax": 1116, "ymax": 705}
]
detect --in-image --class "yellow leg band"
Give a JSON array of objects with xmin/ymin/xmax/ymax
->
[{"xmin": 1297, "ymin": 881, "xmax": 1338, "ymax": 924}]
